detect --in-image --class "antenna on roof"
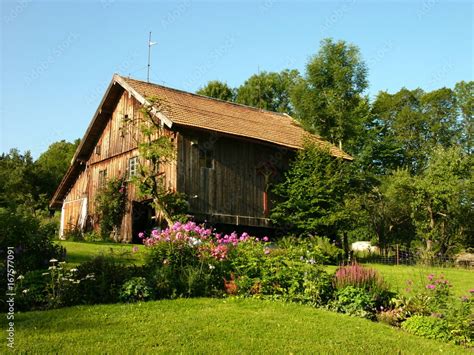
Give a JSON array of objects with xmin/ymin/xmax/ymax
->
[{"xmin": 147, "ymin": 31, "xmax": 157, "ymax": 83}]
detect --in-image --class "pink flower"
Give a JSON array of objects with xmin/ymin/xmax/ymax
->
[
  {"xmin": 138, "ymin": 232, "xmax": 144, "ymax": 239},
  {"xmin": 263, "ymin": 236, "xmax": 269, "ymax": 242},
  {"xmin": 132, "ymin": 246, "xmax": 139, "ymax": 253},
  {"xmin": 264, "ymin": 248, "xmax": 271, "ymax": 255},
  {"xmin": 426, "ymin": 284, "xmax": 436, "ymax": 290},
  {"xmin": 427, "ymin": 274, "xmax": 434, "ymax": 280}
]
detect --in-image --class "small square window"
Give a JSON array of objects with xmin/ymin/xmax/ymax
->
[
  {"xmin": 199, "ymin": 148, "xmax": 213, "ymax": 169},
  {"xmin": 128, "ymin": 156, "xmax": 139, "ymax": 178},
  {"xmin": 98, "ymin": 169, "xmax": 107, "ymax": 188}
]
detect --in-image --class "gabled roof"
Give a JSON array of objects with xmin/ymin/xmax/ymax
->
[{"xmin": 50, "ymin": 74, "xmax": 352, "ymax": 208}]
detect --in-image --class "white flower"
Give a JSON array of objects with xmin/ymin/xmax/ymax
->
[
  {"xmin": 188, "ymin": 237, "xmax": 202, "ymax": 247},
  {"xmin": 42, "ymin": 272, "xmax": 49, "ymax": 276},
  {"xmin": 48, "ymin": 266, "xmax": 56, "ymax": 270},
  {"xmin": 22, "ymin": 289, "xmax": 29, "ymax": 294},
  {"xmin": 17, "ymin": 275, "xmax": 24, "ymax": 280},
  {"xmin": 208, "ymin": 264, "xmax": 215, "ymax": 270},
  {"xmin": 70, "ymin": 268, "xmax": 78, "ymax": 273},
  {"xmin": 59, "ymin": 261, "xmax": 66, "ymax": 265},
  {"xmin": 49, "ymin": 258, "xmax": 58, "ymax": 263}
]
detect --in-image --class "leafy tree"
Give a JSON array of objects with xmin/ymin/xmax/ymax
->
[
  {"xmin": 35, "ymin": 139, "xmax": 79, "ymax": 201},
  {"xmin": 454, "ymin": 80, "xmax": 473, "ymax": 154},
  {"xmin": 291, "ymin": 38, "xmax": 368, "ymax": 151},
  {"xmin": 196, "ymin": 80, "xmax": 235, "ymax": 102},
  {"xmin": 371, "ymin": 88, "xmax": 461, "ymax": 174},
  {"xmin": 0, "ymin": 149, "xmax": 37, "ymax": 210},
  {"xmin": 235, "ymin": 69, "xmax": 301, "ymax": 114},
  {"xmin": 374, "ymin": 147, "xmax": 473, "ymax": 255},
  {"xmin": 271, "ymin": 141, "xmax": 352, "ymax": 241}
]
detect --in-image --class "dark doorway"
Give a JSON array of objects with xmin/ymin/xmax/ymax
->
[{"xmin": 131, "ymin": 201, "xmax": 155, "ymax": 244}]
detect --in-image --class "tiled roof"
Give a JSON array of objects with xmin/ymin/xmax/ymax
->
[{"xmin": 120, "ymin": 76, "xmax": 352, "ymax": 160}]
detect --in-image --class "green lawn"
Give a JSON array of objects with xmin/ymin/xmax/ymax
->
[
  {"xmin": 325, "ymin": 264, "xmax": 474, "ymax": 297},
  {"xmin": 11, "ymin": 298, "xmax": 469, "ymax": 354},
  {"xmin": 57, "ymin": 240, "xmax": 146, "ymax": 266}
]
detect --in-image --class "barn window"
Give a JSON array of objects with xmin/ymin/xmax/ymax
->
[
  {"xmin": 98, "ymin": 169, "xmax": 107, "ymax": 187},
  {"xmin": 128, "ymin": 156, "xmax": 139, "ymax": 178},
  {"xmin": 95, "ymin": 145, "xmax": 101, "ymax": 155},
  {"xmin": 199, "ymin": 148, "xmax": 214, "ymax": 169}
]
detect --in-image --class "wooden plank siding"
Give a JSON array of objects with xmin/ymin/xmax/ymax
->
[
  {"xmin": 176, "ymin": 128, "xmax": 293, "ymax": 228},
  {"xmin": 61, "ymin": 92, "xmax": 178, "ymax": 242}
]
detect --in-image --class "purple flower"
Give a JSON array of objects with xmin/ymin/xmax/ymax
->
[
  {"xmin": 138, "ymin": 232, "xmax": 144, "ymax": 239},
  {"xmin": 426, "ymin": 284, "xmax": 436, "ymax": 290},
  {"xmin": 263, "ymin": 236, "xmax": 269, "ymax": 242},
  {"xmin": 427, "ymin": 274, "xmax": 434, "ymax": 280}
]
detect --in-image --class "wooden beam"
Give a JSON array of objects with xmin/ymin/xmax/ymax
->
[{"xmin": 113, "ymin": 74, "xmax": 173, "ymax": 129}]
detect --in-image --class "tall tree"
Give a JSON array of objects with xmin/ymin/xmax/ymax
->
[
  {"xmin": 291, "ymin": 38, "xmax": 368, "ymax": 151},
  {"xmin": 271, "ymin": 142, "xmax": 352, "ymax": 240},
  {"xmin": 385, "ymin": 147, "xmax": 473, "ymax": 255},
  {"xmin": 35, "ymin": 139, "xmax": 79, "ymax": 201},
  {"xmin": 454, "ymin": 80, "xmax": 473, "ymax": 154},
  {"xmin": 0, "ymin": 149, "xmax": 37, "ymax": 210},
  {"xmin": 196, "ymin": 80, "xmax": 235, "ymax": 102},
  {"xmin": 235, "ymin": 69, "xmax": 300, "ymax": 114},
  {"xmin": 371, "ymin": 87, "xmax": 461, "ymax": 174}
]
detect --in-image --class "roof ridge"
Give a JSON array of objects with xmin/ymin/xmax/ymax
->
[{"xmin": 117, "ymin": 74, "xmax": 292, "ymax": 118}]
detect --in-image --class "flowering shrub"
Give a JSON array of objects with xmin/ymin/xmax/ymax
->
[
  {"xmin": 142, "ymin": 221, "xmax": 269, "ymax": 298},
  {"xmin": 334, "ymin": 263, "xmax": 385, "ymax": 291}
]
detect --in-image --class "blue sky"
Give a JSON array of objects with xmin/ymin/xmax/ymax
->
[{"xmin": 1, "ymin": 0, "xmax": 472, "ymax": 158}]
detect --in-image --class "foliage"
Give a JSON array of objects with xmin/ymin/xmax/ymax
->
[
  {"xmin": 330, "ymin": 286, "xmax": 376, "ymax": 319},
  {"xmin": 34, "ymin": 139, "xmax": 79, "ymax": 200},
  {"xmin": 0, "ymin": 141, "xmax": 78, "ymax": 211},
  {"xmin": 0, "ymin": 207, "xmax": 65, "ymax": 274},
  {"xmin": 334, "ymin": 263, "xmax": 386, "ymax": 291},
  {"xmin": 235, "ymin": 69, "xmax": 301, "ymax": 114},
  {"xmin": 196, "ymin": 80, "xmax": 235, "ymax": 101},
  {"xmin": 95, "ymin": 177, "xmax": 127, "ymax": 240},
  {"xmin": 142, "ymin": 221, "xmax": 267, "ymax": 298},
  {"xmin": 119, "ymin": 277, "xmax": 152, "ymax": 302},
  {"xmin": 291, "ymin": 38, "xmax": 369, "ymax": 151},
  {"xmin": 130, "ymin": 97, "xmax": 188, "ymax": 227},
  {"xmin": 271, "ymin": 141, "xmax": 352, "ymax": 240},
  {"xmin": 401, "ymin": 315, "xmax": 452, "ymax": 342},
  {"xmin": 371, "ymin": 88, "xmax": 462, "ymax": 175}
]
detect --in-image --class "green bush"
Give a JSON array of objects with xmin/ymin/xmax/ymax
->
[
  {"xmin": 0, "ymin": 207, "xmax": 65, "ymax": 274},
  {"xmin": 61, "ymin": 256, "xmax": 140, "ymax": 306},
  {"xmin": 230, "ymin": 240, "xmax": 333, "ymax": 305},
  {"xmin": 401, "ymin": 316, "xmax": 451, "ymax": 342},
  {"xmin": 119, "ymin": 277, "xmax": 152, "ymax": 302},
  {"xmin": 330, "ymin": 286, "xmax": 376, "ymax": 319}
]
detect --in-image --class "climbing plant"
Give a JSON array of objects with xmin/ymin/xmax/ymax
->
[
  {"xmin": 130, "ymin": 97, "xmax": 187, "ymax": 227},
  {"xmin": 95, "ymin": 177, "xmax": 127, "ymax": 240}
]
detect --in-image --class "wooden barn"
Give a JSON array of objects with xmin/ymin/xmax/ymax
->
[{"xmin": 50, "ymin": 74, "xmax": 351, "ymax": 242}]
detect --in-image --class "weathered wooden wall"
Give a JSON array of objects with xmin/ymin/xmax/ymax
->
[
  {"xmin": 176, "ymin": 128, "xmax": 293, "ymax": 227},
  {"xmin": 61, "ymin": 92, "xmax": 177, "ymax": 242}
]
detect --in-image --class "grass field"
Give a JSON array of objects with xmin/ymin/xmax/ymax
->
[
  {"xmin": 325, "ymin": 264, "xmax": 474, "ymax": 297},
  {"xmin": 58, "ymin": 240, "xmax": 146, "ymax": 266},
  {"xmin": 11, "ymin": 298, "xmax": 469, "ymax": 354}
]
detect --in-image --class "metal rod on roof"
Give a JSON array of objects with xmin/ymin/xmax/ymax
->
[{"xmin": 147, "ymin": 32, "xmax": 157, "ymax": 83}]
